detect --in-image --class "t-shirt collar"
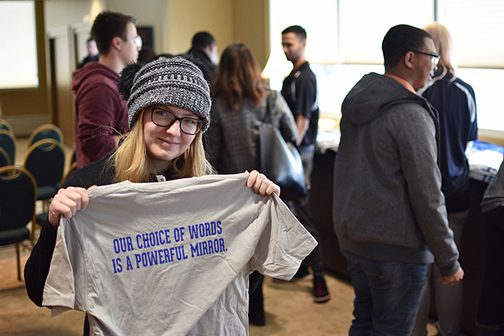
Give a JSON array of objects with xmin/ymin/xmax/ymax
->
[{"xmin": 385, "ymin": 74, "xmax": 416, "ymax": 93}]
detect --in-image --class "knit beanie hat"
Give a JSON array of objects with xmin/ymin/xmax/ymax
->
[{"xmin": 120, "ymin": 56, "xmax": 211, "ymax": 132}]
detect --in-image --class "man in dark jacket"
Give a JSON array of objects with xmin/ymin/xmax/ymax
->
[
  {"xmin": 185, "ymin": 31, "xmax": 218, "ymax": 81},
  {"xmin": 76, "ymin": 38, "xmax": 99, "ymax": 69},
  {"xmin": 72, "ymin": 11, "xmax": 140, "ymax": 168},
  {"xmin": 333, "ymin": 24, "xmax": 464, "ymax": 335}
]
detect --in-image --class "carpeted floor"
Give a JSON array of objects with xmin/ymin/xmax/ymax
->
[{"xmin": 0, "ymin": 245, "xmax": 440, "ymax": 335}]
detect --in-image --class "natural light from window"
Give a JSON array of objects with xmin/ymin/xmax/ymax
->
[
  {"xmin": 267, "ymin": 0, "xmax": 504, "ymax": 133},
  {"xmin": 0, "ymin": 1, "xmax": 38, "ymax": 90}
]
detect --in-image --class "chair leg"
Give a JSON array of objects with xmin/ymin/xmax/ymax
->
[
  {"xmin": 31, "ymin": 214, "xmax": 40, "ymax": 248},
  {"xmin": 15, "ymin": 243, "xmax": 22, "ymax": 281},
  {"xmin": 30, "ymin": 225, "xmax": 37, "ymax": 248},
  {"xmin": 42, "ymin": 199, "xmax": 51, "ymax": 213}
]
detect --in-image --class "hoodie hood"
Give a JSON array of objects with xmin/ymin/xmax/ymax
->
[
  {"xmin": 72, "ymin": 62, "xmax": 119, "ymax": 94},
  {"xmin": 342, "ymin": 72, "xmax": 435, "ymax": 125}
]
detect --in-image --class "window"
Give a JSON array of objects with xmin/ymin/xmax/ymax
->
[
  {"xmin": 267, "ymin": 0, "xmax": 504, "ymax": 132},
  {"xmin": 439, "ymin": 0, "xmax": 504, "ymax": 68},
  {"xmin": 0, "ymin": 1, "xmax": 38, "ymax": 90}
]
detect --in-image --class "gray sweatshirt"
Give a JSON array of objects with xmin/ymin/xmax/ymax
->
[{"xmin": 333, "ymin": 73, "xmax": 459, "ymax": 277}]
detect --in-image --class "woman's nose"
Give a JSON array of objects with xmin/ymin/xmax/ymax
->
[{"xmin": 165, "ymin": 120, "xmax": 181, "ymax": 135}]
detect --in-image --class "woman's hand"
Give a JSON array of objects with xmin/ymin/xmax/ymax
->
[
  {"xmin": 246, "ymin": 170, "xmax": 281, "ymax": 196},
  {"xmin": 48, "ymin": 186, "xmax": 94, "ymax": 228}
]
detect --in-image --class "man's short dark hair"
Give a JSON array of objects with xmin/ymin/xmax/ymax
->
[
  {"xmin": 282, "ymin": 25, "xmax": 307, "ymax": 40},
  {"xmin": 191, "ymin": 32, "xmax": 215, "ymax": 49},
  {"xmin": 382, "ymin": 24, "xmax": 432, "ymax": 69},
  {"xmin": 91, "ymin": 11, "xmax": 136, "ymax": 55}
]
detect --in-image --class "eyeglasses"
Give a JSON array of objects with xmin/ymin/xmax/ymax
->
[
  {"xmin": 150, "ymin": 107, "xmax": 206, "ymax": 135},
  {"xmin": 412, "ymin": 50, "xmax": 440, "ymax": 65},
  {"xmin": 134, "ymin": 36, "xmax": 142, "ymax": 49}
]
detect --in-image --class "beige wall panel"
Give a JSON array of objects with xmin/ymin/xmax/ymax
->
[
  {"xmin": 44, "ymin": 0, "xmax": 98, "ymax": 30},
  {"xmin": 232, "ymin": 0, "xmax": 268, "ymax": 68},
  {"xmin": 167, "ymin": 0, "xmax": 234, "ymax": 56},
  {"xmin": 106, "ymin": 0, "xmax": 166, "ymax": 55}
]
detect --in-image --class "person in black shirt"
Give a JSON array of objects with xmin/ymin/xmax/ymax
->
[{"xmin": 281, "ymin": 25, "xmax": 329, "ymax": 303}]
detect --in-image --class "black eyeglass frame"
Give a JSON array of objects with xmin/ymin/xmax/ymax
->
[
  {"xmin": 411, "ymin": 50, "xmax": 440, "ymax": 64},
  {"xmin": 150, "ymin": 107, "xmax": 206, "ymax": 135}
]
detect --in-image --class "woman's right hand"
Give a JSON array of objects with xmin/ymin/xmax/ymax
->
[{"xmin": 48, "ymin": 186, "xmax": 93, "ymax": 228}]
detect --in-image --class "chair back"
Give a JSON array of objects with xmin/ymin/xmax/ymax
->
[
  {"xmin": 0, "ymin": 119, "xmax": 13, "ymax": 134},
  {"xmin": 0, "ymin": 129, "xmax": 15, "ymax": 164},
  {"xmin": 24, "ymin": 139, "xmax": 65, "ymax": 200},
  {"xmin": 0, "ymin": 147, "xmax": 10, "ymax": 168},
  {"xmin": 28, "ymin": 123, "xmax": 63, "ymax": 147},
  {"xmin": 0, "ymin": 166, "xmax": 36, "ymax": 233},
  {"xmin": 0, "ymin": 166, "xmax": 37, "ymax": 280},
  {"xmin": 62, "ymin": 161, "xmax": 77, "ymax": 185}
]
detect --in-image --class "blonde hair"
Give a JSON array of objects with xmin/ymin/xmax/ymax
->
[
  {"xmin": 110, "ymin": 109, "xmax": 214, "ymax": 183},
  {"xmin": 423, "ymin": 22, "xmax": 455, "ymax": 74}
]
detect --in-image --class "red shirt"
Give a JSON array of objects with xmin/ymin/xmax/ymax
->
[{"xmin": 72, "ymin": 62, "xmax": 128, "ymax": 168}]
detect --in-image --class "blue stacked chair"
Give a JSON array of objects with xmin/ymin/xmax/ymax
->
[
  {"xmin": 28, "ymin": 123, "xmax": 63, "ymax": 146},
  {"xmin": 24, "ymin": 139, "xmax": 65, "ymax": 212},
  {"xmin": 0, "ymin": 129, "xmax": 15, "ymax": 165},
  {"xmin": 0, "ymin": 166, "xmax": 37, "ymax": 281}
]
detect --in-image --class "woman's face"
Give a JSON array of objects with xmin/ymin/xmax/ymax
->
[{"xmin": 143, "ymin": 105, "xmax": 199, "ymax": 172}]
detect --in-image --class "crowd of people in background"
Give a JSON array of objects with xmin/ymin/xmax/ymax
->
[{"xmin": 30, "ymin": 8, "xmax": 504, "ymax": 335}]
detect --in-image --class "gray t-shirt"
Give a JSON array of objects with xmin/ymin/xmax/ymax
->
[{"xmin": 43, "ymin": 173, "xmax": 316, "ymax": 336}]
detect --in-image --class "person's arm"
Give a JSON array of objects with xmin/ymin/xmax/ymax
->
[
  {"xmin": 296, "ymin": 115, "xmax": 309, "ymax": 146},
  {"xmin": 76, "ymin": 83, "xmax": 127, "ymax": 163},
  {"xmin": 292, "ymin": 74, "xmax": 317, "ymax": 146},
  {"xmin": 207, "ymin": 102, "xmax": 223, "ymax": 171},
  {"xmin": 273, "ymin": 91, "xmax": 298, "ymax": 144},
  {"xmin": 24, "ymin": 172, "xmax": 92, "ymax": 306},
  {"xmin": 465, "ymin": 83, "xmax": 478, "ymax": 141},
  {"xmin": 395, "ymin": 105, "xmax": 461, "ymax": 278},
  {"xmin": 24, "ymin": 217, "xmax": 59, "ymax": 306}
]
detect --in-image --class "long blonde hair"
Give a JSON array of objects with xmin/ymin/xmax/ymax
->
[
  {"xmin": 423, "ymin": 22, "xmax": 455, "ymax": 74},
  {"xmin": 110, "ymin": 109, "xmax": 214, "ymax": 183}
]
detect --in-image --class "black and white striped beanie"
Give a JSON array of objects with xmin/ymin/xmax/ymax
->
[{"xmin": 126, "ymin": 56, "xmax": 211, "ymax": 132}]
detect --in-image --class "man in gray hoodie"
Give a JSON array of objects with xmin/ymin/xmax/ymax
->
[{"xmin": 333, "ymin": 24, "xmax": 464, "ymax": 335}]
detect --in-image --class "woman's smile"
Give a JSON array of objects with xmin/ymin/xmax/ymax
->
[{"xmin": 143, "ymin": 105, "xmax": 198, "ymax": 172}]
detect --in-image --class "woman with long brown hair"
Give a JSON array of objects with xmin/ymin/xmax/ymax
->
[{"xmin": 208, "ymin": 43, "xmax": 297, "ymax": 174}]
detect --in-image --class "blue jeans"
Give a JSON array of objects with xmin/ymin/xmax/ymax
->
[{"xmin": 342, "ymin": 250, "xmax": 427, "ymax": 336}]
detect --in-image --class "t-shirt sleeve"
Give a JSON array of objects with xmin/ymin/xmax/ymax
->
[
  {"xmin": 42, "ymin": 219, "xmax": 86, "ymax": 317},
  {"xmin": 294, "ymin": 75, "xmax": 317, "ymax": 120},
  {"xmin": 249, "ymin": 194, "xmax": 317, "ymax": 280}
]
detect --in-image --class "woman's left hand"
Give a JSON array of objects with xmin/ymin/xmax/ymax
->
[{"xmin": 246, "ymin": 170, "xmax": 281, "ymax": 196}]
